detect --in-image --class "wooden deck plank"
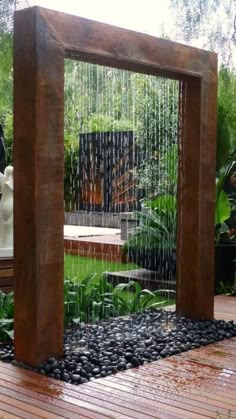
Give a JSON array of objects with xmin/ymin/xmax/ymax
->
[
  {"xmin": 0, "ymin": 295, "xmax": 236, "ymax": 418},
  {"xmin": 0, "ymin": 368, "xmax": 113, "ymax": 419},
  {"xmin": 0, "ymin": 362, "xmax": 209, "ymax": 418},
  {"xmin": 0, "ymin": 405, "xmax": 23, "ymax": 419},
  {"xmin": 98, "ymin": 367, "xmax": 236, "ymax": 404},
  {"xmin": 214, "ymin": 296, "xmax": 236, "ymax": 322},
  {"xmin": 124, "ymin": 359, "xmax": 236, "ymax": 396},
  {"xmin": 85, "ymin": 378, "xmax": 233, "ymax": 418},
  {"xmin": 0, "ymin": 376, "xmax": 89, "ymax": 419},
  {"xmin": 0, "ymin": 363, "xmax": 136, "ymax": 419},
  {"xmin": 0, "ymin": 392, "xmax": 51, "ymax": 419},
  {"xmin": 118, "ymin": 362, "xmax": 236, "ymax": 398},
  {"xmin": 0, "ymin": 366, "xmax": 164, "ymax": 419},
  {"xmin": 100, "ymin": 373, "xmax": 236, "ymax": 407}
]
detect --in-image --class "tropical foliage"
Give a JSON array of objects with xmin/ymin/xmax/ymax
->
[
  {"xmin": 0, "ymin": 277, "xmax": 170, "ymax": 342},
  {"xmin": 124, "ymin": 139, "xmax": 178, "ymax": 260},
  {"xmin": 0, "ymin": 291, "xmax": 14, "ymax": 342},
  {"xmin": 217, "ymin": 67, "xmax": 236, "ymax": 171},
  {"xmin": 64, "ymin": 274, "xmax": 169, "ymax": 326},
  {"xmin": 215, "ymin": 149, "xmax": 236, "ymax": 243},
  {"xmin": 215, "ymin": 68, "xmax": 236, "ymax": 241},
  {"xmin": 124, "ymin": 194, "xmax": 176, "ymax": 251},
  {"xmin": 0, "ymin": 1, "xmax": 14, "ymax": 165}
]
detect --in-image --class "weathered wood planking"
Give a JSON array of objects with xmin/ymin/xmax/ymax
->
[
  {"xmin": 14, "ymin": 7, "xmax": 65, "ymax": 366},
  {"xmin": 0, "ymin": 337, "xmax": 236, "ymax": 418}
]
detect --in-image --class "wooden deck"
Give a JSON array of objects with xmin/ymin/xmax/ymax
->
[{"xmin": 0, "ymin": 295, "xmax": 235, "ymax": 418}]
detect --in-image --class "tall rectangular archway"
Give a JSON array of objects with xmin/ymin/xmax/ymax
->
[{"xmin": 14, "ymin": 6, "xmax": 217, "ymax": 366}]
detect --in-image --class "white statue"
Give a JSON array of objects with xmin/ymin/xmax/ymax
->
[{"xmin": 0, "ymin": 165, "xmax": 14, "ymax": 251}]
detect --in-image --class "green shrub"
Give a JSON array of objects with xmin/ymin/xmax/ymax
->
[
  {"xmin": 124, "ymin": 194, "xmax": 176, "ymax": 251},
  {"xmin": 0, "ymin": 276, "xmax": 171, "ymax": 342},
  {"xmin": 64, "ymin": 274, "xmax": 170, "ymax": 327},
  {"xmin": 64, "ymin": 274, "xmax": 114, "ymax": 326},
  {"xmin": 0, "ymin": 291, "xmax": 14, "ymax": 342}
]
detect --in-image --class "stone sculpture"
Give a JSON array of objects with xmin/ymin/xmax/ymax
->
[
  {"xmin": 0, "ymin": 124, "xmax": 6, "ymax": 174},
  {"xmin": 0, "ymin": 165, "xmax": 14, "ymax": 253}
]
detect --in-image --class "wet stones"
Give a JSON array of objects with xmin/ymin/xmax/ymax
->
[{"xmin": 1, "ymin": 309, "xmax": 236, "ymax": 386}]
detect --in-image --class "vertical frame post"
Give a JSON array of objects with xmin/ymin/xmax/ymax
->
[
  {"xmin": 14, "ymin": 8, "xmax": 64, "ymax": 365},
  {"xmin": 176, "ymin": 74, "xmax": 217, "ymax": 319}
]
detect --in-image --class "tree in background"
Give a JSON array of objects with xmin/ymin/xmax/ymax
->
[
  {"xmin": 170, "ymin": 0, "xmax": 236, "ymax": 173},
  {"xmin": 217, "ymin": 66, "xmax": 236, "ymax": 171},
  {"xmin": 0, "ymin": 0, "xmax": 30, "ymax": 165},
  {"xmin": 0, "ymin": 0, "xmax": 15, "ymax": 164},
  {"xmin": 133, "ymin": 73, "xmax": 179, "ymax": 198},
  {"xmin": 171, "ymin": 0, "xmax": 236, "ymax": 68}
]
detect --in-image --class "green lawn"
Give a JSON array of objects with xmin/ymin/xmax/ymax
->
[{"xmin": 64, "ymin": 254, "xmax": 138, "ymax": 281}]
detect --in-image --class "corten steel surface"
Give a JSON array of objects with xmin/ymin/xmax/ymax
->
[
  {"xmin": 0, "ymin": 296, "xmax": 236, "ymax": 418},
  {"xmin": 14, "ymin": 6, "xmax": 217, "ymax": 365}
]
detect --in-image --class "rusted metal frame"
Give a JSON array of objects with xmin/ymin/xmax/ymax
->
[
  {"xmin": 41, "ymin": 8, "xmax": 214, "ymax": 79},
  {"xmin": 14, "ymin": 6, "xmax": 217, "ymax": 365},
  {"xmin": 176, "ymin": 76, "xmax": 217, "ymax": 320},
  {"xmin": 42, "ymin": 8, "xmax": 217, "ymax": 321},
  {"xmin": 14, "ymin": 8, "xmax": 64, "ymax": 365}
]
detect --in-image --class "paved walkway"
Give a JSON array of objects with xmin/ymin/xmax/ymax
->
[{"xmin": 64, "ymin": 225, "xmax": 120, "ymax": 238}]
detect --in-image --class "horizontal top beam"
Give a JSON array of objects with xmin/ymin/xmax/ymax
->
[{"xmin": 17, "ymin": 6, "xmax": 217, "ymax": 80}]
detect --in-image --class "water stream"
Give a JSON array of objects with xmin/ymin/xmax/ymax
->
[{"xmin": 64, "ymin": 59, "xmax": 180, "ymax": 324}]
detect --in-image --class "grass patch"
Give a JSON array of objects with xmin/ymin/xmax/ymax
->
[{"xmin": 64, "ymin": 254, "xmax": 138, "ymax": 281}]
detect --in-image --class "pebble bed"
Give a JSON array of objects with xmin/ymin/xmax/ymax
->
[{"xmin": 1, "ymin": 309, "xmax": 236, "ymax": 385}]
